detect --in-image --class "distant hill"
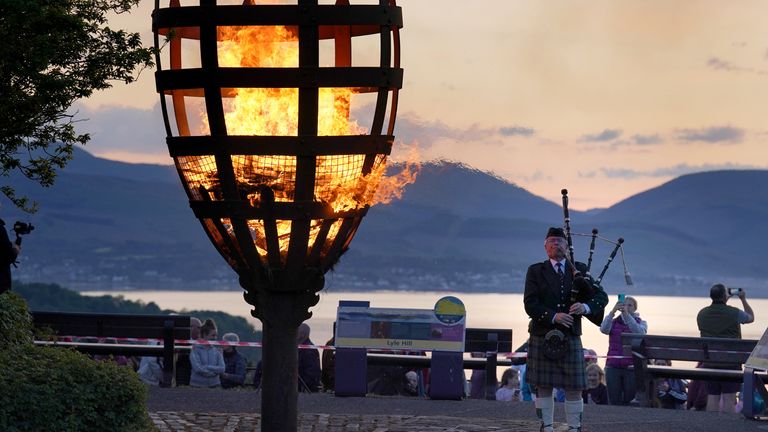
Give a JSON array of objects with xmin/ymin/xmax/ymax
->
[
  {"xmin": 4, "ymin": 149, "xmax": 766, "ymax": 296},
  {"xmin": 324, "ymin": 166, "xmax": 768, "ymax": 296},
  {"xmin": 4, "ymin": 148, "xmax": 228, "ymax": 290},
  {"xmin": 64, "ymin": 148, "xmax": 177, "ymax": 184},
  {"xmin": 384, "ymin": 162, "xmax": 565, "ymax": 220},
  {"xmin": 583, "ymin": 170, "xmax": 768, "ymax": 284}
]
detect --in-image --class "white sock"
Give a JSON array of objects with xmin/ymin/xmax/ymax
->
[
  {"xmin": 538, "ymin": 395, "xmax": 554, "ymax": 431},
  {"xmin": 565, "ymin": 399, "xmax": 583, "ymax": 430}
]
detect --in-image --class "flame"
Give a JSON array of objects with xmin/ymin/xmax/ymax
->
[
  {"xmin": 373, "ymin": 142, "xmax": 421, "ymax": 205},
  {"xmin": 178, "ymin": 20, "xmax": 418, "ymax": 264}
]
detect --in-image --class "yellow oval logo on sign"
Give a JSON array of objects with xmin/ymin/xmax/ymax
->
[{"xmin": 434, "ymin": 296, "xmax": 465, "ymax": 324}]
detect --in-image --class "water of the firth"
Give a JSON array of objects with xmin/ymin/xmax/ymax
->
[{"xmin": 84, "ymin": 290, "xmax": 768, "ymax": 367}]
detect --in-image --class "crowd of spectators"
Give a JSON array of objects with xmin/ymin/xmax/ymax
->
[{"xmin": 84, "ymin": 283, "xmax": 762, "ymax": 418}]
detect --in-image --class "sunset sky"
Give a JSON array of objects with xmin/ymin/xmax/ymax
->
[{"xmin": 76, "ymin": 0, "xmax": 768, "ymax": 210}]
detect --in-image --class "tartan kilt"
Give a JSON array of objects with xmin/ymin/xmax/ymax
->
[{"xmin": 526, "ymin": 334, "xmax": 586, "ymax": 390}]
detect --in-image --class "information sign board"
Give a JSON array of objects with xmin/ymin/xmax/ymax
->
[
  {"xmin": 745, "ymin": 327, "xmax": 768, "ymax": 371},
  {"xmin": 335, "ymin": 296, "xmax": 466, "ymax": 352}
]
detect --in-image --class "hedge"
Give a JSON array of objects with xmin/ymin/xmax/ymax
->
[
  {"xmin": 0, "ymin": 291, "xmax": 33, "ymax": 347},
  {"xmin": 0, "ymin": 292, "xmax": 155, "ymax": 432}
]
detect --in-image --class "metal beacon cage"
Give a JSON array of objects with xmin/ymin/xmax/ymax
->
[{"xmin": 152, "ymin": 1, "xmax": 402, "ymax": 430}]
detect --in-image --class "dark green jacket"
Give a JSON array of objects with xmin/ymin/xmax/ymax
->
[
  {"xmin": 524, "ymin": 260, "xmax": 608, "ymax": 336},
  {"xmin": 697, "ymin": 303, "xmax": 742, "ymax": 339},
  {"xmin": 697, "ymin": 302, "xmax": 743, "ymax": 369}
]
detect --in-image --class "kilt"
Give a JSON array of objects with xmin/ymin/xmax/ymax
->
[{"xmin": 526, "ymin": 334, "xmax": 586, "ymax": 390}]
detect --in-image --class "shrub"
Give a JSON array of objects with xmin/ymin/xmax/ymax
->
[
  {"xmin": 0, "ymin": 291, "xmax": 33, "ymax": 348},
  {"xmin": 0, "ymin": 292, "xmax": 155, "ymax": 432},
  {"xmin": 0, "ymin": 345, "xmax": 155, "ymax": 432}
]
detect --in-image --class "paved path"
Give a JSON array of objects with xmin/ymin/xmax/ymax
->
[
  {"xmin": 150, "ymin": 412, "xmax": 542, "ymax": 431},
  {"xmin": 148, "ymin": 388, "xmax": 768, "ymax": 432}
]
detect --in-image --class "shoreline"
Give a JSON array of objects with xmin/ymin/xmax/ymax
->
[{"xmin": 79, "ymin": 287, "xmax": 768, "ymax": 299}]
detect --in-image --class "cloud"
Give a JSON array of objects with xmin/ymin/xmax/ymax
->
[
  {"xmin": 707, "ymin": 57, "xmax": 768, "ymax": 75},
  {"xmin": 677, "ymin": 126, "xmax": 744, "ymax": 143},
  {"xmin": 75, "ymin": 103, "xmax": 507, "ymax": 163},
  {"xmin": 607, "ymin": 139, "xmax": 633, "ymax": 149},
  {"xmin": 707, "ymin": 57, "xmax": 740, "ymax": 72},
  {"xmin": 598, "ymin": 127, "xmax": 747, "ymax": 148},
  {"xmin": 394, "ymin": 115, "xmax": 493, "ymax": 149},
  {"xmin": 520, "ymin": 171, "xmax": 551, "ymax": 182},
  {"xmin": 72, "ymin": 102, "xmax": 167, "ymax": 161},
  {"xmin": 631, "ymin": 134, "xmax": 662, "ymax": 145},
  {"xmin": 499, "ymin": 126, "xmax": 535, "ymax": 137},
  {"xmin": 578, "ymin": 170, "xmax": 597, "ymax": 179},
  {"xmin": 394, "ymin": 113, "xmax": 534, "ymax": 149},
  {"xmin": 603, "ymin": 133, "xmax": 662, "ymax": 149},
  {"xmin": 601, "ymin": 162, "xmax": 761, "ymax": 179},
  {"xmin": 580, "ymin": 129, "xmax": 622, "ymax": 142},
  {"xmin": 73, "ymin": 102, "xmax": 538, "ymax": 166}
]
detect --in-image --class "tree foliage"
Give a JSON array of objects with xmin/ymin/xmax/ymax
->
[{"xmin": 0, "ymin": 0, "xmax": 153, "ymax": 212}]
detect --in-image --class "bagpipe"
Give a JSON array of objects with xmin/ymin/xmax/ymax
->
[
  {"xmin": 543, "ymin": 189, "xmax": 631, "ymax": 360},
  {"xmin": 560, "ymin": 188, "xmax": 632, "ymax": 294}
]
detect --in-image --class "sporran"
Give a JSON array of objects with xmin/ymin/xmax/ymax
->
[{"xmin": 543, "ymin": 329, "xmax": 569, "ymax": 360}]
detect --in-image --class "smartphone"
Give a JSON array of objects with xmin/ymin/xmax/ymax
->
[
  {"xmin": 618, "ymin": 294, "xmax": 625, "ymax": 302},
  {"xmin": 727, "ymin": 287, "xmax": 743, "ymax": 296}
]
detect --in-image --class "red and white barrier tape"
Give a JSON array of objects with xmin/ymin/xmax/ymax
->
[
  {"xmin": 55, "ymin": 336, "xmax": 332, "ymax": 350},
  {"xmin": 52, "ymin": 336, "xmax": 751, "ymax": 359}
]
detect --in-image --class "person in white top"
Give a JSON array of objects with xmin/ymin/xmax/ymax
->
[
  {"xmin": 137, "ymin": 341, "xmax": 163, "ymax": 386},
  {"xmin": 495, "ymin": 368, "xmax": 521, "ymax": 401},
  {"xmin": 190, "ymin": 319, "xmax": 226, "ymax": 388}
]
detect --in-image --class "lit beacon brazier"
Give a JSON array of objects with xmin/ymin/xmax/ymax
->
[{"xmin": 152, "ymin": 0, "xmax": 402, "ymax": 430}]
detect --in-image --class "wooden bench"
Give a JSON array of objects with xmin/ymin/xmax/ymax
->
[
  {"xmin": 621, "ymin": 333, "xmax": 765, "ymax": 407},
  {"xmin": 364, "ymin": 327, "xmax": 514, "ymax": 399},
  {"xmin": 465, "ymin": 327, "xmax": 514, "ymax": 400},
  {"xmin": 31, "ymin": 311, "xmax": 192, "ymax": 387}
]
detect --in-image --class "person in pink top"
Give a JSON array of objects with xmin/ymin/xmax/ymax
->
[{"xmin": 600, "ymin": 296, "xmax": 647, "ymax": 405}]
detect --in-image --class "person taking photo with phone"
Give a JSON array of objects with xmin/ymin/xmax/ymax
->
[
  {"xmin": 697, "ymin": 283, "xmax": 754, "ymax": 412},
  {"xmin": 600, "ymin": 295, "xmax": 647, "ymax": 405}
]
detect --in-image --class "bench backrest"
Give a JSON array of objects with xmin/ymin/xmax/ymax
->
[
  {"xmin": 32, "ymin": 311, "xmax": 191, "ymax": 340},
  {"xmin": 464, "ymin": 328, "xmax": 513, "ymax": 353},
  {"xmin": 622, "ymin": 333, "xmax": 757, "ymax": 364}
]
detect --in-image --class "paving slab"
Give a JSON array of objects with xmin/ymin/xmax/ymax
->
[{"xmin": 147, "ymin": 387, "xmax": 768, "ymax": 432}]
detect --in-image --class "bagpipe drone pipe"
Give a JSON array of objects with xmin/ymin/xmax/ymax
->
[{"xmin": 560, "ymin": 188, "xmax": 632, "ymax": 307}]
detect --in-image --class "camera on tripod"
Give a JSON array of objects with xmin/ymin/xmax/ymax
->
[{"xmin": 12, "ymin": 221, "xmax": 34, "ymax": 245}]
